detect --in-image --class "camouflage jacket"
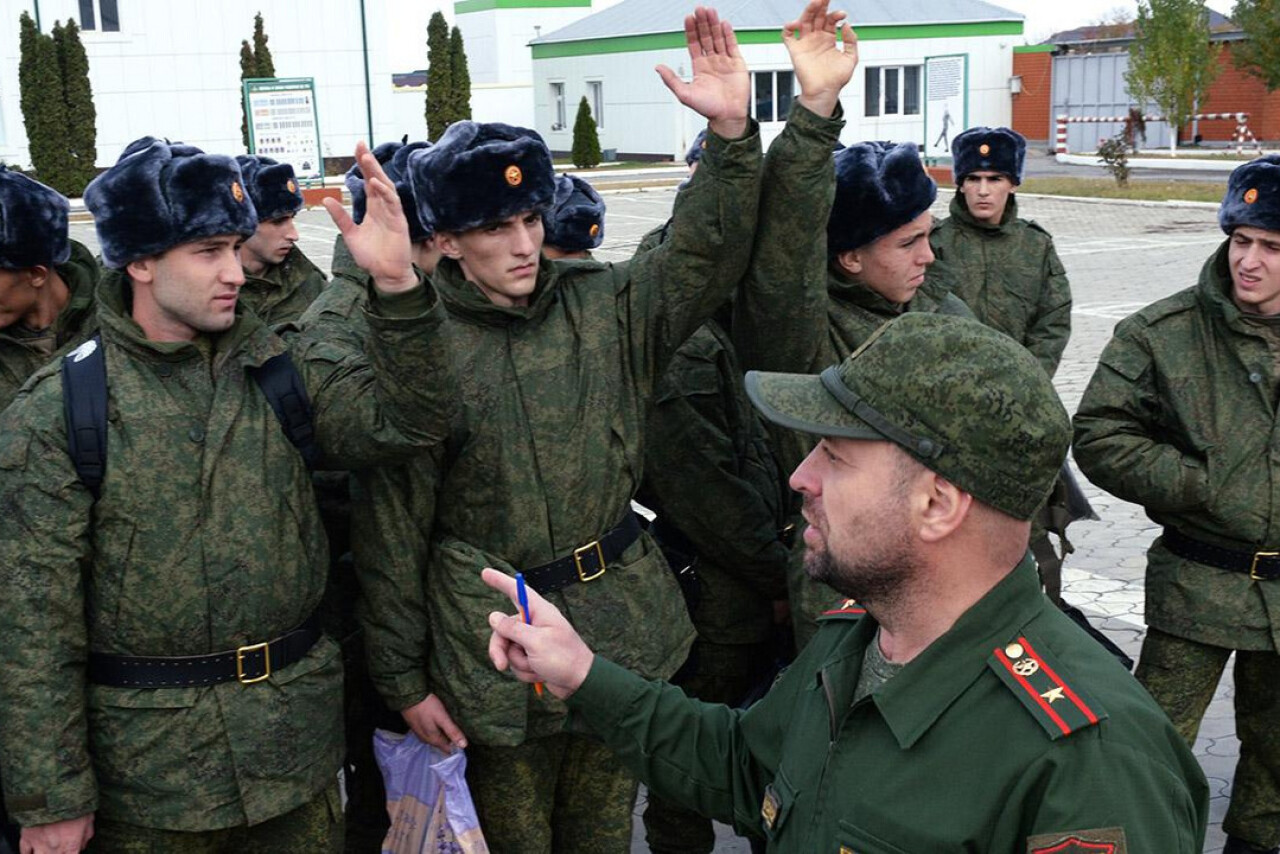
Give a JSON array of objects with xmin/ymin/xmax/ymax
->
[
  {"xmin": 354, "ymin": 124, "xmax": 763, "ymax": 745},
  {"xmin": 0, "ymin": 269, "xmax": 454, "ymax": 830},
  {"xmin": 0, "ymin": 239, "xmax": 99, "ymax": 409},
  {"xmin": 640, "ymin": 316, "xmax": 792, "ymax": 645},
  {"xmin": 239, "ymin": 245, "xmax": 328, "ymax": 326},
  {"xmin": 927, "ymin": 194, "xmax": 1072, "ymax": 377},
  {"xmin": 1074, "ymin": 240, "xmax": 1280, "ymax": 650}
]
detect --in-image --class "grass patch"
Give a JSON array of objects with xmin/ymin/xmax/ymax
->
[
  {"xmin": 1018, "ymin": 177, "xmax": 1226, "ymax": 203},
  {"xmin": 551, "ymin": 158, "xmax": 666, "ymax": 170}
]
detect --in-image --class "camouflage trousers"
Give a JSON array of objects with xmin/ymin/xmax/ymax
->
[
  {"xmin": 642, "ymin": 639, "xmax": 772, "ymax": 854},
  {"xmin": 466, "ymin": 733, "xmax": 637, "ymax": 854},
  {"xmin": 1136, "ymin": 628, "xmax": 1280, "ymax": 848},
  {"xmin": 87, "ymin": 780, "xmax": 343, "ymax": 853}
]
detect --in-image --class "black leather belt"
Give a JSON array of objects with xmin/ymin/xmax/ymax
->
[
  {"xmin": 1162, "ymin": 527, "xmax": 1280, "ymax": 581},
  {"xmin": 524, "ymin": 512, "xmax": 644, "ymax": 593},
  {"xmin": 88, "ymin": 615, "xmax": 321, "ymax": 688}
]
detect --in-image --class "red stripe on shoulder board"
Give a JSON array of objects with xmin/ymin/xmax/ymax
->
[
  {"xmin": 993, "ymin": 648, "xmax": 1072, "ymax": 736},
  {"xmin": 1018, "ymin": 637, "xmax": 1099, "ymax": 725},
  {"xmin": 822, "ymin": 606, "xmax": 866, "ymax": 616},
  {"xmin": 1031, "ymin": 836, "xmax": 1116, "ymax": 853}
]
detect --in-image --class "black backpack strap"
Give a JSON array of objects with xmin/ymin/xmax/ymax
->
[
  {"xmin": 61, "ymin": 333, "xmax": 108, "ymax": 500},
  {"xmin": 248, "ymin": 352, "xmax": 319, "ymax": 470}
]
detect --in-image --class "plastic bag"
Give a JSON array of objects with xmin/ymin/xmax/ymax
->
[{"xmin": 374, "ymin": 729, "xmax": 489, "ymax": 854}]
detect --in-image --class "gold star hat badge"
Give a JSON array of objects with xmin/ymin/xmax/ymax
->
[
  {"xmin": 231, "ymin": 181, "xmax": 245, "ymax": 203},
  {"xmin": 505, "ymin": 165, "xmax": 523, "ymax": 187}
]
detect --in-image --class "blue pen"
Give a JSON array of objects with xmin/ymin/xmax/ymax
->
[{"xmin": 515, "ymin": 573, "xmax": 544, "ymax": 696}]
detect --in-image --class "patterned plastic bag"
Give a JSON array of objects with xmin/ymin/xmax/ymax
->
[{"xmin": 374, "ymin": 730, "xmax": 489, "ymax": 854}]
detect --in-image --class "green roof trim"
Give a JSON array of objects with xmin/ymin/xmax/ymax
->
[
  {"xmin": 1013, "ymin": 44, "xmax": 1056, "ymax": 53},
  {"xmin": 456, "ymin": 0, "xmax": 590, "ymax": 13},
  {"xmin": 532, "ymin": 20, "xmax": 1023, "ymax": 58}
]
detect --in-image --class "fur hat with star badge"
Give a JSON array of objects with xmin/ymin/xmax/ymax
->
[
  {"xmin": 84, "ymin": 136, "xmax": 259, "ymax": 268},
  {"xmin": 234, "ymin": 155, "xmax": 304, "ymax": 222},
  {"xmin": 952, "ymin": 126, "xmax": 1026, "ymax": 185},
  {"xmin": 1220, "ymin": 154, "xmax": 1280, "ymax": 235}
]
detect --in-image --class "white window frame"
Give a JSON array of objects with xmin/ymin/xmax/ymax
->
[
  {"xmin": 550, "ymin": 81, "xmax": 566, "ymax": 131},
  {"xmin": 587, "ymin": 80, "xmax": 604, "ymax": 130},
  {"xmin": 750, "ymin": 70, "xmax": 795, "ymax": 124},
  {"xmin": 77, "ymin": 0, "xmax": 120, "ymax": 32},
  {"xmin": 865, "ymin": 65, "xmax": 922, "ymax": 118}
]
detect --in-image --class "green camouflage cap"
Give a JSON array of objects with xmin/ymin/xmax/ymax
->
[{"xmin": 745, "ymin": 313, "xmax": 1070, "ymax": 520}]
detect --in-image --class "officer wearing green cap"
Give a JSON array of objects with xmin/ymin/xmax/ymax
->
[
  {"xmin": 1074, "ymin": 153, "xmax": 1280, "ymax": 854},
  {"xmin": 481, "ymin": 312, "xmax": 1208, "ymax": 853}
]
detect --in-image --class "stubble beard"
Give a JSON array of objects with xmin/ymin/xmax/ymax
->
[{"xmin": 803, "ymin": 518, "xmax": 918, "ymax": 610}]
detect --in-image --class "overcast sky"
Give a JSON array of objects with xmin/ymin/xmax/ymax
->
[{"xmin": 996, "ymin": 0, "xmax": 1236, "ymax": 44}]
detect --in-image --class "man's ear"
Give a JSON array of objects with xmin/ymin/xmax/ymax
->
[
  {"xmin": 127, "ymin": 256, "xmax": 158, "ymax": 285},
  {"xmin": 436, "ymin": 232, "xmax": 464, "ymax": 260},
  {"xmin": 915, "ymin": 472, "xmax": 971, "ymax": 543},
  {"xmin": 24, "ymin": 265, "xmax": 50, "ymax": 289},
  {"xmin": 836, "ymin": 249, "xmax": 863, "ymax": 277}
]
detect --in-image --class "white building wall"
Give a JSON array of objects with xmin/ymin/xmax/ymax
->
[
  {"xmin": 0, "ymin": 0, "xmax": 432, "ymax": 170},
  {"xmin": 533, "ymin": 32, "xmax": 1015, "ymax": 158}
]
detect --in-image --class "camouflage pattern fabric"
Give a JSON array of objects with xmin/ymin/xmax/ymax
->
[
  {"xmin": 0, "ymin": 239, "xmax": 99, "ymax": 409},
  {"xmin": 88, "ymin": 780, "xmax": 343, "ymax": 853},
  {"xmin": 0, "ymin": 268, "xmax": 455, "ymax": 831},
  {"xmin": 466, "ymin": 734, "xmax": 638, "ymax": 854},
  {"xmin": 1136, "ymin": 629, "xmax": 1280, "ymax": 847},
  {"xmin": 927, "ymin": 193, "xmax": 1072, "ymax": 377},
  {"xmin": 352, "ymin": 123, "xmax": 763, "ymax": 749},
  {"xmin": 238, "ymin": 244, "xmax": 327, "ymax": 326},
  {"xmin": 1074, "ymin": 241, "xmax": 1280, "ymax": 651}
]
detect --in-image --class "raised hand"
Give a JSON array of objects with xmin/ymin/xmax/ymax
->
[
  {"xmin": 656, "ymin": 7, "xmax": 750, "ymax": 140},
  {"xmin": 482, "ymin": 568, "xmax": 595, "ymax": 699},
  {"xmin": 323, "ymin": 142, "xmax": 417, "ymax": 293},
  {"xmin": 783, "ymin": 0, "xmax": 858, "ymax": 118}
]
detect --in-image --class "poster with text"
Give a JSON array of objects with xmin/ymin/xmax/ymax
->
[
  {"xmin": 924, "ymin": 55, "xmax": 968, "ymax": 160},
  {"xmin": 245, "ymin": 77, "xmax": 323, "ymax": 182}
]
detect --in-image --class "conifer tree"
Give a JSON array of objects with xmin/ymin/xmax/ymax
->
[
  {"xmin": 18, "ymin": 12, "xmax": 75, "ymax": 193},
  {"xmin": 253, "ymin": 13, "xmax": 275, "ymax": 77},
  {"xmin": 571, "ymin": 96, "xmax": 601, "ymax": 169},
  {"xmin": 240, "ymin": 40, "xmax": 255, "ymax": 150},
  {"xmin": 449, "ymin": 26, "xmax": 472, "ymax": 124},
  {"xmin": 425, "ymin": 12, "xmax": 453, "ymax": 139},
  {"xmin": 53, "ymin": 18, "xmax": 97, "ymax": 192},
  {"xmin": 239, "ymin": 13, "xmax": 276, "ymax": 152}
]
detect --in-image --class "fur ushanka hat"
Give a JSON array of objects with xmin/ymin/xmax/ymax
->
[
  {"xmin": 951, "ymin": 126, "xmax": 1026, "ymax": 185},
  {"xmin": 84, "ymin": 136, "xmax": 259, "ymax": 268},
  {"xmin": 543, "ymin": 174, "xmax": 606, "ymax": 253},
  {"xmin": 235, "ymin": 155, "xmax": 304, "ymax": 222},
  {"xmin": 1220, "ymin": 155, "xmax": 1280, "ymax": 235},
  {"xmin": 828, "ymin": 141, "xmax": 937, "ymax": 254},
  {"xmin": 0, "ymin": 166, "xmax": 70, "ymax": 269}
]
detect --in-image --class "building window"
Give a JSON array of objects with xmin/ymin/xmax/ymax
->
[
  {"xmin": 865, "ymin": 65, "xmax": 921, "ymax": 117},
  {"xmin": 551, "ymin": 82, "xmax": 566, "ymax": 131},
  {"xmin": 77, "ymin": 0, "xmax": 120, "ymax": 31},
  {"xmin": 587, "ymin": 80, "xmax": 603, "ymax": 130},
  {"xmin": 751, "ymin": 70, "xmax": 794, "ymax": 123}
]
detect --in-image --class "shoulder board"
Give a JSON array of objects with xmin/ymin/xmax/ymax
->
[
  {"xmin": 817, "ymin": 598, "xmax": 867, "ymax": 621},
  {"xmin": 1024, "ymin": 218, "xmax": 1053, "ymax": 239},
  {"xmin": 988, "ymin": 635, "xmax": 1108, "ymax": 740},
  {"xmin": 1126, "ymin": 287, "xmax": 1199, "ymax": 329}
]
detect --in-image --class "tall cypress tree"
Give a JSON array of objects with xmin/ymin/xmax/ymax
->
[
  {"xmin": 449, "ymin": 26, "xmax": 472, "ymax": 124},
  {"xmin": 53, "ymin": 18, "xmax": 98, "ymax": 192},
  {"xmin": 571, "ymin": 96, "xmax": 601, "ymax": 168},
  {"xmin": 252, "ymin": 12, "xmax": 275, "ymax": 78},
  {"xmin": 425, "ymin": 12, "xmax": 453, "ymax": 139},
  {"xmin": 18, "ymin": 12, "xmax": 75, "ymax": 193},
  {"xmin": 240, "ymin": 40, "xmax": 255, "ymax": 150}
]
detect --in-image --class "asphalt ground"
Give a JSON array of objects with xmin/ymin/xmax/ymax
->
[{"xmin": 65, "ymin": 187, "xmax": 1241, "ymax": 853}]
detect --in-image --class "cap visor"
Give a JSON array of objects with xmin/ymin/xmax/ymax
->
[{"xmin": 745, "ymin": 370, "xmax": 886, "ymax": 441}]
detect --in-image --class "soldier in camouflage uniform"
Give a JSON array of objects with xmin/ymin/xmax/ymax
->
[
  {"xmin": 0, "ymin": 138, "xmax": 455, "ymax": 854},
  {"xmin": 733, "ymin": 101, "xmax": 971, "ymax": 646},
  {"xmin": 926, "ymin": 126, "xmax": 1071, "ymax": 378},
  {"xmin": 637, "ymin": 8, "xmax": 856, "ymax": 850},
  {"xmin": 1074, "ymin": 155, "xmax": 1280, "ymax": 854},
  {"xmin": 352, "ymin": 8, "xmax": 763, "ymax": 851},
  {"xmin": 0, "ymin": 167, "xmax": 99, "ymax": 411},
  {"xmin": 484, "ymin": 312, "xmax": 1208, "ymax": 854},
  {"xmin": 233, "ymin": 155, "xmax": 328, "ymax": 326},
  {"xmin": 541, "ymin": 173, "xmax": 605, "ymax": 260}
]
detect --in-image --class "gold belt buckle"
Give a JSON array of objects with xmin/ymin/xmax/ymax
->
[
  {"xmin": 236, "ymin": 641, "xmax": 272, "ymax": 684},
  {"xmin": 1251, "ymin": 551, "xmax": 1279, "ymax": 581},
  {"xmin": 574, "ymin": 540, "xmax": 607, "ymax": 583}
]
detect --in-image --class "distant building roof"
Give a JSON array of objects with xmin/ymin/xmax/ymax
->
[
  {"xmin": 534, "ymin": 0, "xmax": 1022, "ymax": 45},
  {"xmin": 1045, "ymin": 9, "xmax": 1240, "ymax": 48}
]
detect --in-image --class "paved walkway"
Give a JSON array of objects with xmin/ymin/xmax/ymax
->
[{"xmin": 65, "ymin": 186, "xmax": 1240, "ymax": 853}]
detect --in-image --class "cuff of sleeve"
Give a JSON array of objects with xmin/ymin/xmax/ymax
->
[
  {"xmin": 703, "ymin": 119, "xmax": 762, "ymax": 168},
  {"xmin": 785, "ymin": 99, "xmax": 846, "ymax": 141},
  {"xmin": 8, "ymin": 781, "xmax": 97, "ymax": 829},
  {"xmin": 565, "ymin": 655, "xmax": 650, "ymax": 733},
  {"xmin": 366, "ymin": 269, "xmax": 438, "ymax": 319}
]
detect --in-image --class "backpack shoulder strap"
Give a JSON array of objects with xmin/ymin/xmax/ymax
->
[
  {"xmin": 61, "ymin": 333, "xmax": 108, "ymax": 500},
  {"xmin": 248, "ymin": 352, "xmax": 319, "ymax": 470}
]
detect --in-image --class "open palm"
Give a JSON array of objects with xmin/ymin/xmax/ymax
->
[
  {"xmin": 656, "ymin": 7, "xmax": 749, "ymax": 127},
  {"xmin": 784, "ymin": 0, "xmax": 857, "ymax": 113}
]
